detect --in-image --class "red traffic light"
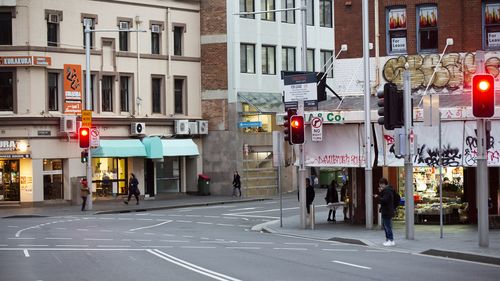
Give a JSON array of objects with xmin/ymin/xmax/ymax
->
[
  {"xmin": 79, "ymin": 127, "xmax": 90, "ymax": 148},
  {"xmin": 290, "ymin": 115, "xmax": 304, "ymax": 144},
  {"xmin": 472, "ymin": 74, "xmax": 495, "ymax": 118}
]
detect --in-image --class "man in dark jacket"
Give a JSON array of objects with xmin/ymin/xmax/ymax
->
[
  {"xmin": 374, "ymin": 177, "xmax": 395, "ymax": 246},
  {"xmin": 306, "ymin": 178, "xmax": 315, "ymax": 214}
]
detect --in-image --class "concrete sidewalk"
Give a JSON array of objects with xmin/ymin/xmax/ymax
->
[{"xmin": 255, "ymin": 210, "xmax": 500, "ymax": 266}]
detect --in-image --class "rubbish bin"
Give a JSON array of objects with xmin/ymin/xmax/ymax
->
[{"xmin": 198, "ymin": 174, "xmax": 210, "ymax": 196}]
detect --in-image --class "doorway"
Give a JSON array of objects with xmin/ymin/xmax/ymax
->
[{"xmin": 0, "ymin": 160, "xmax": 20, "ymax": 201}]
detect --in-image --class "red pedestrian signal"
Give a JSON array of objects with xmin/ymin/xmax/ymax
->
[
  {"xmin": 290, "ymin": 115, "xmax": 304, "ymax": 144},
  {"xmin": 472, "ymin": 74, "xmax": 495, "ymax": 118},
  {"xmin": 79, "ymin": 127, "xmax": 90, "ymax": 148},
  {"xmin": 283, "ymin": 109, "xmax": 297, "ymax": 145}
]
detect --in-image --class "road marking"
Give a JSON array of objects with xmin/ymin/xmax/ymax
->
[
  {"xmin": 144, "ymin": 233, "xmax": 155, "ymax": 235},
  {"xmin": 332, "ymin": 260, "xmax": 372, "ymax": 270},
  {"xmin": 366, "ymin": 249, "xmax": 390, "ymax": 253},
  {"xmin": 7, "ymin": 226, "xmax": 19, "ymax": 228},
  {"xmin": 15, "ymin": 225, "xmax": 41, "ymax": 237},
  {"xmin": 141, "ymin": 245, "xmax": 173, "ymax": 248},
  {"xmin": 185, "ymin": 214, "xmax": 201, "ymax": 217},
  {"xmin": 241, "ymin": 241, "xmax": 274, "ymax": 245},
  {"xmin": 18, "ymin": 244, "xmax": 49, "ymax": 247},
  {"xmin": 128, "ymin": 220, "xmax": 172, "ymax": 232},
  {"xmin": 23, "ymin": 249, "xmax": 29, "ymax": 257},
  {"xmin": 9, "ymin": 237, "xmax": 35, "ymax": 240},
  {"xmin": 97, "ymin": 245, "xmax": 131, "ymax": 248},
  {"xmin": 196, "ymin": 222, "xmax": 213, "ymax": 225},
  {"xmin": 84, "ymin": 238, "xmax": 113, "ymax": 241},
  {"xmin": 160, "ymin": 240, "xmax": 189, "ymax": 243},
  {"xmin": 273, "ymin": 248, "xmax": 308, "ymax": 251},
  {"xmin": 55, "ymin": 228, "xmax": 66, "ymax": 230},
  {"xmin": 217, "ymin": 224, "xmax": 234, "ymax": 227},
  {"xmin": 176, "ymin": 220, "xmax": 192, "ymax": 223},
  {"xmin": 45, "ymin": 238, "xmax": 72, "ymax": 240},
  {"xmin": 76, "ymin": 229, "xmax": 89, "ymax": 231},
  {"xmin": 225, "ymin": 247, "xmax": 261, "ymax": 250},
  {"xmin": 229, "ymin": 207, "xmax": 258, "ymax": 211},
  {"xmin": 181, "ymin": 246, "xmax": 217, "ymax": 249},
  {"xmin": 137, "ymin": 218, "xmax": 154, "ymax": 221},
  {"xmin": 322, "ymin": 249, "xmax": 358, "ymax": 252},
  {"xmin": 284, "ymin": 242, "xmax": 318, "ymax": 246},
  {"xmin": 201, "ymin": 241, "xmax": 237, "ymax": 244},
  {"xmin": 99, "ymin": 230, "xmax": 113, "ymax": 232},
  {"xmin": 148, "ymin": 249, "xmax": 242, "ymax": 281},
  {"xmin": 203, "ymin": 215, "xmax": 220, "ymax": 218},
  {"xmin": 55, "ymin": 245, "xmax": 89, "ymax": 247}
]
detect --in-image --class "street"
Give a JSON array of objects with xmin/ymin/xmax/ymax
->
[{"xmin": 1, "ymin": 197, "xmax": 499, "ymax": 281}]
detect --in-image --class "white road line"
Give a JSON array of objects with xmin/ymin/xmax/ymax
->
[
  {"xmin": 196, "ymin": 222, "xmax": 213, "ymax": 225},
  {"xmin": 137, "ymin": 218, "xmax": 154, "ymax": 221},
  {"xmin": 84, "ymin": 238, "xmax": 113, "ymax": 241},
  {"xmin": 229, "ymin": 207, "xmax": 258, "ymax": 211},
  {"xmin": 332, "ymin": 260, "xmax": 372, "ymax": 270},
  {"xmin": 9, "ymin": 237, "xmax": 35, "ymax": 240},
  {"xmin": 98, "ymin": 217, "xmax": 114, "ymax": 220},
  {"xmin": 97, "ymin": 245, "xmax": 131, "ymax": 248},
  {"xmin": 200, "ymin": 241, "xmax": 236, "ymax": 244},
  {"xmin": 366, "ymin": 249, "xmax": 390, "ymax": 253},
  {"xmin": 225, "ymin": 247, "xmax": 261, "ymax": 250},
  {"xmin": 159, "ymin": 240, "xmax": 189, "ymax": 243},
  {"xmin": 18, "ymin": 244, "xmax": 49, "ymax": 247},
  {"xmin": 144, "ymin": 233, "xmax": 155, "ymax": 235},
  {"xmin": 7, "ymin": 226, "xmax": 19, "ymax": 228},
  {"xmin": 284, "ymin": 242, "xmax": 318, "ymax": 247},
  {"xmin": 168, "ymin": 214, "xmax": 182, "ymax": 217},
  {"xmin": 185, "ymin": 215, "xmax": 201, "ymax": 217},
  {"xmin": 23, "ymin": 249, "xmax": 29, "ymax": 257},
  {"xmin": 45, "ymin": 238, "xmax": 72, "ymax": 240},
  {"xmin": 148, "ymin": 249, "xmax": 241, "ymax": 281},
  {"xmin": 128, "ymin": 220, "xmax": 172, "ymax": 232},
  {"xmin": 322, "ymin": 249, "xmax": 358, "ymax": 252},
  {"xmin": 183, "ymin": 235, "xmax": 194, "ymax": 238},
  {"xmin": 273, "ymin": 248, "xmax": 308, "ymax": 251},
  {"xmin": 176, "ymin": 220, "xmax": 192, "ymax": 223},
  {"xmin": 99, "ymin": 230, "xmax": 113, "ymax": 232},
  {"xmin": 203, "ymin": 216, "xmax": 220, "ymax": 218},
  {"xmin": 55, "ymin": 245, "xmax": 89, "ymax": 247},
  {"xmin": 76, "ymin": 229, "xmax": 89, "ymax": 231},
  {"xmin": 181, "ymin": 246, "xmax": 217, "ymax": 249},
  {"xmin": 217, "ymin": 224, "xmax": 234, "ymax": 227},
  {"xmin": 133, "ymin": 239, "xmax": 152, "ymax": 242},
  {"xmin": 15, "ymin": 226, "xmax": 41, "ymax": 238},
  {"xmin": 141, "ymin": 245, "xmax": 173, "ymax": 248},
  {"xmin": 240, "ymin": 241, "xmax": 274, "ymax": 245},
  {"xmin": 55, "ymin": 228, "xmax": 66, "ymax": 230}
]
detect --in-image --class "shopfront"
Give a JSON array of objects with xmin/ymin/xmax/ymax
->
[
  {"xmin": 43, "ymin": 159, "xmax": 64, "ymax": 200},
  {"xmin": 0, "ymin": 140, "xmax": 30, "ymax": 202}
]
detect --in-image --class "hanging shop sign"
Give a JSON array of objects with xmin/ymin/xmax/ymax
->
[
  {"xmin": 0, "ymin": 56, "xmax": 52, "ymax": 67},
  {"xmin": 305, "ymin": 111, "xmax": 345, "ymax": 124},
  {"xmin": 0, "ymin": 140, "xmax": 31, "ymax": 158},
  {"xmin": 63, "ymin": 64, "xmax": 83, "ymax": 114}
]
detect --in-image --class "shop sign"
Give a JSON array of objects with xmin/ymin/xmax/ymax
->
[
  {"xmin": 391, "ymin": 37, "xmax": 407, "ymax": 52},
  {"xmin": 63, "ymin": 64, "xmax": 83, "ymax": 114},
  {"xmin": 305, "ymin": 111, "xmax": 344, "ymax": 124},
  {"xmin": 81, "ymin": 110, "xmax": 92, "ymax": 127},
  {"xmin": 239, "ymin": 121, "xmax": 262, "ymax": 128},
  {"xmin": 0, "ymin": 56, "xmax": 52, "ymax": 67},
  {"xmin": 0, "ymin": 140, "xmax": 29, "ymax": 152},
  {"xmin": 64, "ymin": 100, "xmax": 83, "ymax": 114}
]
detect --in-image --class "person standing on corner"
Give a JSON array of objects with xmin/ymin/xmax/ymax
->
[
  {"xmin": 306, "ymin": 178, "xmax": 315, "ymax": 214},
  {"xmin": 232, "ymin": 171, "xmax": 241, "ymax": 197},
  {"xmin": 124, "ymin": 173, "xmax": 140, "ymax": 205},
  {"xmin": 341, "ymin": 181, "xmax": 349, "ymax": 221},
  {"xmin": 325, "ymin": 180, "xmax": 339, "ymax": 222},
  {"xmin": 80, "ymin": 178, "xmax": 90, "ymax": 211},
  {"xmin": 374, "ymin": 178, "xmax": 395, "ymax": 246}
]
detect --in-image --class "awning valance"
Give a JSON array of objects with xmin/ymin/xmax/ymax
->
[
  {"xmin": 162, "ymin": 139, "xmax": 199, "ymax": 157},
  {"xmin": 142, "ymin": 137, "xmax": 163, "ymax": 159},
  {"xmin": 91, "ymin": 140, "xmax": 147, "ymax": 158}
]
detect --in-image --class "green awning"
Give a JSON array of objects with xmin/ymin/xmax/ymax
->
[
  {"xmin": 91, "ymin": 139, "xmax": 147, "ymax": 157},
  {"xmin": 142, "ymin": 137, "xmax": 163, "ymax": 159},
  {"xmin": 162, "ymin": 139, "xmax": 199, "ymax": 156}
]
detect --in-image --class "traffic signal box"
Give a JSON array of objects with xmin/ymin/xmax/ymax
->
[
  {"xmin": 283, "ymin": 109, "xmax": 297, "ymax": 144},
  {"xmin": 81, "ymin": 150, "xmax": 88, "ymax": 163},
  {"xmin": 290, "ymin": 115, "xmax": 305, "ymax": 144},
  {"xmin": 79, "ymin": 127, "xmax": 90, "ymax": 148},
  {"xmin": 472, "ymin": 74, "xmax": 495, "ymax": 118},
  {"xmin": 377, "ymin": 83, "xmax": 404, "ymax": 130}
]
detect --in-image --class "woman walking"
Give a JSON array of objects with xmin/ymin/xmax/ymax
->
[
  {"xmin": 124, "ymin": 173, "xmax": 140, "ymax": 205},
  {"xmin": 80, "ymin": 178, "xmax": 90, "ymax": 211}
]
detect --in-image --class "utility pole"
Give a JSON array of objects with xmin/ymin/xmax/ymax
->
[{"xmin": 403, "ymin": 70, "xmax": 414, "ymax": 240}]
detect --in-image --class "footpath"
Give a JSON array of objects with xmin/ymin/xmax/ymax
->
[{"xmin": 1, "ymin": 193, "xmax": 499, "ymax": 266}]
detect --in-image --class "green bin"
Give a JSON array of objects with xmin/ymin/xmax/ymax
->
[{"xmin": 198, "ymin": 174, "xmax": 210, "ymax": 196}]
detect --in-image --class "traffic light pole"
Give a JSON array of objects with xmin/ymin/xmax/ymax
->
[
  {"xmin": 403, "ymin": 71, "xmax": 414, "ymax": 240},
  {"xmin": 298, "ymin": 0, "xmax": 308, "ymax": 229},
  {"xmin": 84, "ymin": 23, "xmax": 93, "ymax": 210},
  {"xmin": 477, "ymin": 118, "xmax": 489, "ymax": 247}
]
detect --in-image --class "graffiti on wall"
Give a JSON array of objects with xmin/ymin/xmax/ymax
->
[{"xmin": 382, "ymin": 52, "xmax": 500, "ymax": 91}]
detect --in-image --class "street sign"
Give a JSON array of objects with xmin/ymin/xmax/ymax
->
[
  {"xmin": 282, "ymin": 73, "xmax": 318, "ymax": 103},
  {"xmin": 82, "ymin": 110, "xmax": 92, "ymax": 127},
  {"xmin": 311, "ymin": 117, "xmax": 323, "ymax": 142},
  {"xmin": 90, "ymin": 127, "xmax": 100, "ymax": 147}
]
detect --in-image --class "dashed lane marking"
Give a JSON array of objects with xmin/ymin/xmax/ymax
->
[
  {"xmin": 273, "ymin": 248, "xmax": 308, "ymax": 251},
  {"xmin": 332, "ymin": 260, "xmax": 372, "ymax": 270},
  {"xmin": 45, "ymin": 238, "xmax": 72, "ymax": 240},
  {"xmin": 23, "ymin": 249, "xmax": 29, "ymax": 257},
  {"xmin": 128, "ymin": 220, "xmax": 172, "ymax": 232}
]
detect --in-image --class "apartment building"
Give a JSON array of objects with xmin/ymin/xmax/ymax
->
[{"xmin": 0, "ymin": 0, "xmax": 203, "ymax": 206}]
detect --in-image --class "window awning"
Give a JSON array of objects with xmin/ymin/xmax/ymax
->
[
  {"xmin": 162, "ymin": 139, "xmax": 199, "ymax": 157},
  {"xmin": 91, "ymin": 140, "xmax": 147, "ymax": 158},
  {"xmin": 142, "ymin": 136, "xmax": 163, "ymax": 159},
  {"xmin": 238, "ymin": 92, "xmax": 284, "ymax": 113}
]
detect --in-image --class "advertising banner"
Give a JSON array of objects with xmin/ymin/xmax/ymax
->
[{"xmin": 63, "ymin": 64, "xmax": 83, "ymax": 114}]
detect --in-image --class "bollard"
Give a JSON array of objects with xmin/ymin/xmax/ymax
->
[
  {"xmin": 310, "ymin": 204, "xmax": 315, "ymax": 230},
  {"xmin": 377, "ymin": 203, "xmax": 382, "ymax": 229}
]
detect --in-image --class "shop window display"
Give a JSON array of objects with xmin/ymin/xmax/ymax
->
[
  {"xmin": 92, "ymin": 158, "xmax": 127, "ymax": 196},
  {"xmin": 398, "ymin": 167, "xmax": 466, "ymax": 224}
]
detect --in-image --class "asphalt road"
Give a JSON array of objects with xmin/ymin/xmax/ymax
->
[{"xmin": 1, "ymin": 198, "xmax": 499, "ymax": 281}]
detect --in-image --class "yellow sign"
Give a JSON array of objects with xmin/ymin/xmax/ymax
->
[{"xmin": 81, "ymin": 110, "xmax": 92, "ymax": 127}]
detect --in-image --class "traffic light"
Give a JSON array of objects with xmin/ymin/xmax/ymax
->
[
  {"xmin": 81, "ymin": 150, "xmax": 88, "ymax": 163},
  {"xmin": 472, "ymin": 74, "xmax": 495, "ymax": 118},
  {"xmin": 290, "ymin": 115, "xmax": 305, "ymax": 144},
  {"xmin": 283, "ymin": 109, "xmax": 296, "ymax": 144},
  {"xmin": 79, "ymin": 127, "xmax": 90, "ymax": 148},
  {"xmin": 377, "ymin": 83, "xmax": 404, "ymax": 130}
]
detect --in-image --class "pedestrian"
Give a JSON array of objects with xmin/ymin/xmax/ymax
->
[
  {"xmin": 340, "ymin": 181, "xmax": 349, "ymax": 221},
  {"xmin": 232, "ymin": 171, "xmax": 241, "ymax": 197},
  {"xmin": 374, "ymin": 177, "xmax": 395, "ymax": 246},
  {"xmin": 306, "ymin": 178, "xmax": 315, "ymax": 214},
  {"xmin": 124, "ymin": 173, "xmax": 140, "ymax": 205},
  {"xmin": 325, "ymin": 180, "xmax": 339, "ymax": 222},
  {"xmin": 80, "ymin": 178, "xmax": 90, "ymax": 211}
]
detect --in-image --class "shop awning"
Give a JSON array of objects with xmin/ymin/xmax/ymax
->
[
  {"xmin": 91, "ymin": 140, "xmax": 147, "ymax": 157},
  {"xmin": 238, "ymin": 92, "xmax": 284, "ymax": 113},
  {"xmin": 142, "ymin": 136, "xmax": 163, "ymax": 159},
  {"xmin": 162, "ymin": 139, "xmax": 199, "ymax": 157}
]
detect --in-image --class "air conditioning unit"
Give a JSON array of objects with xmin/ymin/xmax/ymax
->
[
  {"xmin": 188, "ymin": 122, "xmax": 198, "ymax": 135},
  {"xmin": 60, "ymin": 115, "xmax": 76, "ymax": 133},
  {"xmin": 151, "ymin": 24, "xmax": 161, "ymax": 33},
  {"xmin": 175, "ymin": 120, "xmax": 189, "ymax": 135},
  {"xmin": 48, "ymin": 14, "xmax": 59, "ymax": 24},
  {"xmin": 119, "ymin": 21, "xmax": 129, "ymax": 30},
  {"xmin": 131, "ymin": 122, "xmax": 146, "ymax": 135},
  {"xmin": 198, "ymin": 120, "xmax": 208, "ymax": 135}
]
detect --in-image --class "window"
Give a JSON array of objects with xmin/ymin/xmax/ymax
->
[
  {"xmin": 484, "ymin": 2, "xmax": 500, "ymax": 49},
  {"xmin": 173, "ymin": 25, "xmax": 184, "ymax": 56},
  {"xmin": 83, "ymin": 73, "xmax": 96, "ymax": 111},
  {"xmin": 48, "ymin": 72, "xmax": 59, "ymax": 111},
  {"xmin": 0, "ymin": 69, "xmax": 14, "ymax": 111},
  {"xmin": 261, "ymin": 0, "xmax": 275, "ymax": 21},
  {"xmin": 240, "ymin": 0, "xmax": 255, "ymax": 19},
  {"xmin": 0, "ymin": 12, "xmax": 12, "ymax": 45},
  {"xmin": 43, "ymin": 159, "xmax": 64, "ymax": 200},
  {"xmin": 387, "ymin": 7, "xmax": 407, "ymax": 54},
  {"xmin": 47, "ymin": 18, "xmax": 59, "ymax": 47},
  {"xmin": 307, "ymin": 0, "xmax": 314, "ymax": 26},
  {"xmin": 174, "ymin": 78, "xmax": 185, "ymax": 114},
  {"xmin": 120, "ymin": 76, "xmax": 130, "ymax": 112},
  {"xmin": 152, "ymin": 77, "xmax": 162, "ymax": 114},
  {"xmin": 320, "ymin": 0, "xmax": 332, "ymax": 27},
  {"xmin": 82, "ymin": 17, "xmax": 95, "ymax": 49},
  {"xmin": 417, "ymin": 5, "xmax": 438, "ymax": 52},
  {"xmin": 320, "ymin": 50, "xmax": 333, "ymax": 78},
  {"xmin": 307, "ymin": 49, "xmax": 315, "ymax": 72},
  {"xmin": 151, "ymin": 24, "xmax": 161, "ymax": 54},
  {"xmin": 101, "ymin": 76, "xmax": 113, "ymax": 112},
  {"xmin": 240, "ymin": 43, "xmax": 256, "ymax": 73},
  {"xmin": 282, "ymin": 0, "xmax": 295, "ymax": 24},
  {"xmin": 282, "ymin": 47, "xmax": 296, "ymax": 71},
  {"xmin": 241, "ymin": 103, "xmax": 273, "ymax": 133},
  {"xmin": 119, "ymin": 21, "xmax": 129, "ymax": 51},
  {"xmin": 262, "ymin": 45, "xmax": 276, "ymax": 75}
]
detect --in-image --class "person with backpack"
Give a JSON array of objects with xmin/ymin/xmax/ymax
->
[{"xmin": 374, "ymin": 177, "xmax": 396, "ymax": 246}]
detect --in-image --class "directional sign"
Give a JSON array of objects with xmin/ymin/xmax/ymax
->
[
  {"xmin": 81, "ymin": 110, "xmax": 92, "ymax": 127},
  {"xmin": 311, "ymin": 117, "xmax": 323, "ymax": 142},
  {"xmin": 90, "ymin": 127, "xmax": 100, "ymax": 147}
]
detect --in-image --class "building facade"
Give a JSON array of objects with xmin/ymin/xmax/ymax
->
[
  {"xmin": 201, "ymin": 0, "xmax": 334, "ymax": 196},
  {"xmin": 0, "ymin": 0, "xmax": 204, "ymax": 206}
]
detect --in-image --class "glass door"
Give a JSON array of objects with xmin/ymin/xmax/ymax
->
[{"xmin": 0, "ymin": 160, "xmax": 20, "ymax": 201}]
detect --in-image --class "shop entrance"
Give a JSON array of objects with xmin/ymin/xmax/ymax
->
[
  {"xmin": 92, "ymin": 157, "xmax": 128, "ymax": 196},
  {"xmin": 156, "ymin": 157, "xmax": 180, "ymax": 193},
  {"xmin": 0, "ymin": 160, "xmax": 20, "ymax": 201}
]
